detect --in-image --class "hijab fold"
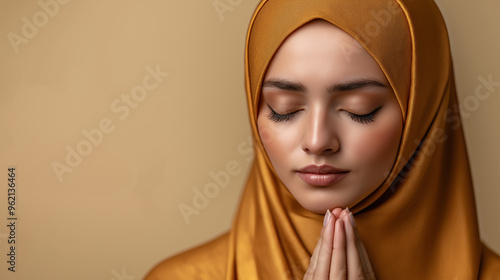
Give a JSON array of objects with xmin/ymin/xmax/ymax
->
[
  {"xmin": 231, "ymin": 0, "xmax": 500, "ymax": 278},
  {"xmin": 145, "ymin": 1, "xmax": 500, "ymax": 279}
]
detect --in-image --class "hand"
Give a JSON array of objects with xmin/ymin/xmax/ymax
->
[{"xmin": 303, "ymin": 207, "xmax": 376, "ymax": 280}]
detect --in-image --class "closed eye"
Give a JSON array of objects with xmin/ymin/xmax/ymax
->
[
  {"xmin": 267, "ymin": 105, "xmax": 301, "ymax": 122},
  {"xmin": 347, "ymin": 106, "xmax": 382, "ymax": 124}
]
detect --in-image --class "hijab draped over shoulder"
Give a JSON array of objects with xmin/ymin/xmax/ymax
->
[{"xmin": 145, "ymin": 0, "xmax": 500, "ymax": 279}]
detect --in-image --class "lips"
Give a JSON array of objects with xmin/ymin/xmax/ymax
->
[{"xmin": 297, "ymin": 165, "xmax": 348, "ymax": 186}]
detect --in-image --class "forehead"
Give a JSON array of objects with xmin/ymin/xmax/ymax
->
[{"xmin": 264, "ymin": 20, "xmax": 387, "ymax": 88}]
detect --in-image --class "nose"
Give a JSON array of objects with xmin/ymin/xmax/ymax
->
[{"xmin": 301, "ymin": 107, "xmax": 340, "ymax": 155}]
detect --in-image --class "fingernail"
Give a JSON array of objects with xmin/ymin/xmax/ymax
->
[
  {"xmin": 348, "ymin": 212, "xmax": 357, "ymax": 229},
  {"xmin": 345, "ymin": 207, "xmax": 350, "ymax": 214},
  {"xmin": 323, "ymin": 209, "xmax": 331, "ymax": 226}
]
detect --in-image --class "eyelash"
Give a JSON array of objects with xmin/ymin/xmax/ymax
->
[
  {"xmin": 267, "ymin": 105, "xmax": 298, "ymax": 122},
  {"xmin": 347, "ymin": 107, "xmax": 382, "ymax": 124},
  {"xmin": 266, "ymin": 105, "xmax": 382, "ymax": 124}
]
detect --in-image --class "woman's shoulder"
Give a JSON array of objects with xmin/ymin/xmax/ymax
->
[
  {"xmin": 480, "ymin": 243, "xmax": 500, "ymax": 280},
  {"xmin": 144, "ymin": 232, "xmax": 230, "ymax": 280}
]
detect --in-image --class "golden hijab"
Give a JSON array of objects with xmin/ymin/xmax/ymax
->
[{"xmin": 145, "ymin": 0, "xmax": 500, "ymax": 279}]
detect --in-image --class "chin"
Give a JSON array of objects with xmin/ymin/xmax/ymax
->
[{"xmin": 295, "ymin": 194, "xmax": 349, "ymax": 214}]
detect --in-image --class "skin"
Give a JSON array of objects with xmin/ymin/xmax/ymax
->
[
  {"xmin": 256, "ymin": 20, "xmax": 403, "ymax": 279},
  {"xmin": 257, "ymin": 20, "xmax": 403, "ymax": 213},
  {"xmin": 304, "ymin": 207, "xmax": 375, "ymax": 280}
]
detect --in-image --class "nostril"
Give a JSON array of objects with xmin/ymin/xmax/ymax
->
[
  {"xmin": 301, "ymin": 147, "xmax": 338, "ymax": 155},
  {"xmin": 321, "ymin": 148, "xmax": 336, "ymax": 155}
]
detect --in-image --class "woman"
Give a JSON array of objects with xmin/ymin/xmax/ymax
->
[{"xmin": 145, "ymin": 0, "xmax": 500, "ymax": 279}]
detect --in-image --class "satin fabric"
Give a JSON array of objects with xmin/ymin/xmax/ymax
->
[{"xmin": 145, "ymin": 0, "xmax": 500, "ymax": 279}]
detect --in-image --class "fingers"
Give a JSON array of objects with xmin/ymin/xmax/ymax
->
[
  {"xmin": 305, "ymin": 210, "xmax": 328, "ymax": 280},
  {"xmin": 304, "ymin": 213, "xmax": 326, "ymax": 279},
  {"xmin": 306, "ymin": 208, "xmax": 375, "ymax": 280},
  {"xmin": 330, "ymin": 217, "xmax": 347, "ymax": 280},
  {"xmin": 331, "ymin": 208, "xmax": 343, "ymax": 219},
  {"xmin": 343, "ymin": 209, "xmax": 364, "ymax": 280},
  {"xmin": 344, "ymin": 208, "xmax": 376, "ymax": 280},
  {"xmin": 313, "ymin": 209, "xmax": 336, "ymax": 279}
]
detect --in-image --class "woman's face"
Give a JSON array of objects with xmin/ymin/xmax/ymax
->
[{"xmin": 257, "ymin": 20, "xmax": 403, "ymax": 213}]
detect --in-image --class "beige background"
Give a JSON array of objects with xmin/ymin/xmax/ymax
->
[{"xmin": 0, "ymin": 0, "xmax": 498, "ymax": 279}]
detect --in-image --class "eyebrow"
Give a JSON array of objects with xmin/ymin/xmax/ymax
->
[
  {"xmin": 262, "ymin": 79, "xmax": 306, "ymax": 92},
  {"xmin": 262, "ymin": 78, "xmax": 386, "ymax": 94}
]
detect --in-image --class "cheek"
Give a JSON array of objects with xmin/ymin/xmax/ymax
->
[
  {"xmin": 258, "ymin": 119, "xmax": 292, "ymax": 161},
  {"xmin": 348, "ymin": 117, "xmax": 402, "ymax": 171},
  {"xmin": 257, "ymin": 116, "xmax": 282, "ymax": 164},
  {"xmin": 257, "ymin": 116, "xmax": 302, "ymax": 175}
]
